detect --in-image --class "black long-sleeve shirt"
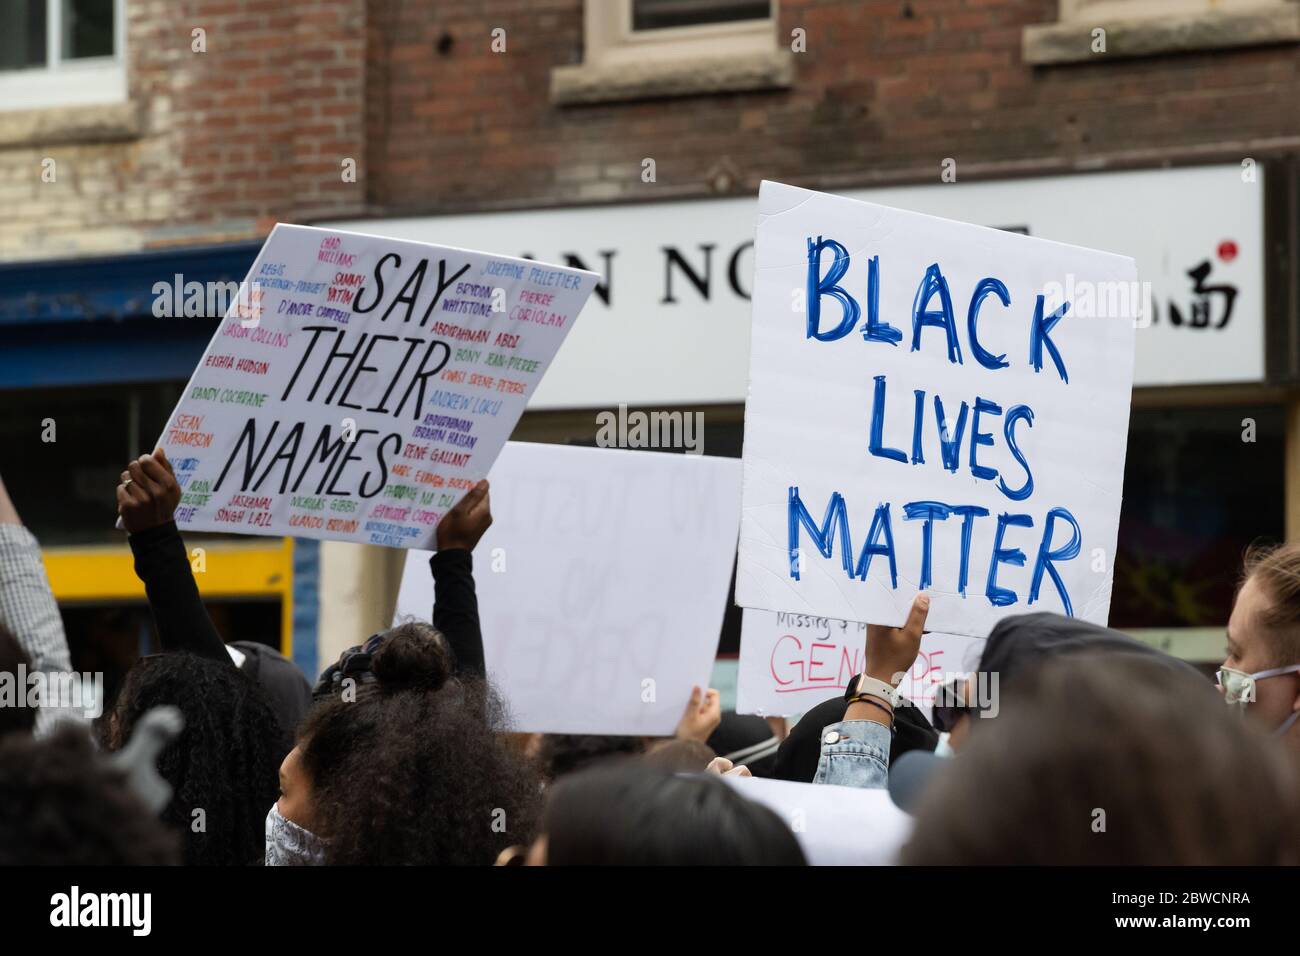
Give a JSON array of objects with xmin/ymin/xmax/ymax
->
[
  {"xmin": 127, "ymin": 521, "xmax": 485, "ymax": 680},
  {"xmin": 427, "ymin": 548, "xmax": 485, "ymax": 678},
  {"xmin": 128, "ymin": 522, "xmax": 227, "ymax": 664}
]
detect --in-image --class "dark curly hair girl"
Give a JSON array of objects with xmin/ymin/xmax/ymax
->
[
  {"xmin": 291, "ymin": 622, "xmax": 541, "ymax": 865},
  {"xmin": 105, "ymin": 652, "xmax": 286, "ymax": 866}
]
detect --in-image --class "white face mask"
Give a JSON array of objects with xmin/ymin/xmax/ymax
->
[
  {"xmin": 264, "ymin": 803, "xmax": 327, "ymax": 866},
  {"xmin": 1217, "ymin": 664, "xmax": 1300, "ymax": 736}
]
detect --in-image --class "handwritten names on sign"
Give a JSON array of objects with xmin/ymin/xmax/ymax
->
[{"xmin": 157, "ymin": 225, "xmax": 598, "ymax": 548}]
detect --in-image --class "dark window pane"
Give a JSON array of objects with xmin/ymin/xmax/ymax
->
[
  {"xmin": 0, "ymin": 381, "xmax": 183, "ymax": 546},
  {"xmin": 632, "ymin": 0, "xmax": 770, "ymax": 31},
  {"xmin": 62, "ymin": 0, "xmax": 114, "ymax": 60},
  {"xmin": 0, "ymin": 0, "xmax": 48, "ymax": 71},
  {"xmin": 1111, "ymin": 405, "xmax": 1286, "ymax": 630},
  {"xmin": 63, "ymin": 599, "xmax": 282, "ymax": 709}
]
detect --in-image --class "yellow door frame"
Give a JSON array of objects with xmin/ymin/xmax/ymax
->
[{"xmin": 42, "ymin": 538, "xmax": 295, "ymax": 657}]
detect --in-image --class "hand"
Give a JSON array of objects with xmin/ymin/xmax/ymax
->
[
  {"xmin": 435, "ymin": 479, "xmax": 492, "ymax": 552},
  {"xmin": 675, "ymin": 686, "xmax": 721, "ymax": 743},
  {"xmin": 117, "ymin": 449, "xmax": 181, "ymax": 534},
  {"xmin": 864, "ymin": 592, "xmax": 929, "ymax": 686},
  {"xmin": 705, "ymin": 756, "xmax": 752, "ymax": 778}
]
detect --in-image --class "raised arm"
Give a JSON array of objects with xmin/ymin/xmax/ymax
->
[
  {"xmin": 118, "ymin": 449, "xmax": 230, "ymax": 665},
  {"xmin": 813, "ymin": 593, "xmax": 929, "ymax": 789},
  {"xmin": 429, "ymin": 479, "xmax": 492, "ymax": 679}
]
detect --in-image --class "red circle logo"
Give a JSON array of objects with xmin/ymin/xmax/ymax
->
[{"xmin": 1218, "ymin": 240, "xmax": 1238, "ymax": 263}]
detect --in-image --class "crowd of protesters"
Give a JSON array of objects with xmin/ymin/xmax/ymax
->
[{"xmin": 0, "ymin": 448, "xmax": 1297, "ymax": 866}]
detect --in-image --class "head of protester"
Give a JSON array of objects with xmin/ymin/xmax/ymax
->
[
  {"xmin": 519, "ymin": 761, "xmax": 806, "ymax": 866},
  {"xmin": 901, "ymin": 653, "xmax": 1300, "ymax": 865},
  {"xmin": 274, "ymin": 622, "xmax": 540, "ymax": 865},
  {"xmin": 642, "ymin": 737, "xmax": 718, "ymax": 772},
  {"xmin": 0, "ymin": 725, "xmax": 180, "ymax": 865},
  {"xmin": 930, "ymin": 611, "xmax": 1203, "ymax": 753},
  {"xmin": 531, "ymin": 732, "xmax": 648, "ymax": 783},
  {"xmin": 1221, "ymin": 543, "xmax": 1300, "ymax": 747},
  {"xmin": 104, "ymin": 651, "xmax": 285, "ymax": 865}
]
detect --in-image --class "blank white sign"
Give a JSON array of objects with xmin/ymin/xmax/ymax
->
[
  {"xmin": 724, "ymin": 774, "xmax": 914, "ymax": 866},
  {"xmin": 395, "ymin": 441, "xmax": 742, "ymax": 735}
]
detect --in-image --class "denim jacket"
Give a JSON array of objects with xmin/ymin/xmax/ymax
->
[{"xmin": 812, "ymin": 718, "xmax": 891, "ymax": 789}]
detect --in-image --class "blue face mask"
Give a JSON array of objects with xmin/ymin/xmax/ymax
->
[{"xmin": 264, "ymin": 803, "xmax": 327, "ymax": 866}]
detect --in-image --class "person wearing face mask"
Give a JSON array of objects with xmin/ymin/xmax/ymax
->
[
  {"xmin": 266, "ymin": 621, "xmax": 541, "ymax": 865},
  {"xmin": 266, "ymin": 479, "xmax": 529, "ymax": 865},
  {"xmin": 1220, "ymin": 543, "xmax": 1300, "ymax": 749}
]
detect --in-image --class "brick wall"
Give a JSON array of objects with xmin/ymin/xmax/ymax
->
[
  {"xmin": 0, "ymin": 0, "xmax": 368, "ymax": 262},
  {"xmin": 1, "ymin": 0, "xmax": 1296, "ymax": 263},
  {"xmin": 365, "ymin": 0, "xmax": 1300, "ymax": 215}
]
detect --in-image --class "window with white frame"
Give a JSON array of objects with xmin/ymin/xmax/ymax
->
[
  {"xmin": 1064, "ymin": 0, "xmax": 1277, "ymax": 17},
  {"xmin": 552, "ymin": 0, "xmax": 792, "ymax": 105},
  {"xmin": 0, "ymin": 0, "xmax": 127, "ymax": 110},
  {"xmin": 1024, "ymin": 0, "xmax": 1300, "ymax": 65}
]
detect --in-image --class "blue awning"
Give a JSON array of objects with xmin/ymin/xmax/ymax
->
[
  {"xmin": 0, "ymin": 241, "xmax": 261, "ymax": 389},
  {"xmin": 0, "ymin": 241, "xmax": 261, "ymax": 325}
]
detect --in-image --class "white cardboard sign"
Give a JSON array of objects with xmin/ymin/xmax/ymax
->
[
  {"xmin": 735, "ymin": 609, "xmax": 983, "ymax": 720},
  {"xmin": 155, "ymin": 224, "xmax": 597, "ymax": 548},
  {"xmin": 723, "ymin": 775, "xmax": 914, "ymax": 865},
  {"xmin": 394, "ymin": 442, "xmax": 742, "ymax": 735},
  {"xmin": 736, "ymin": 182, "xmax": 1137, "ymax": 637}
]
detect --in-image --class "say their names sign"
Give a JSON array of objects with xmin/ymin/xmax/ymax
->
[
  {"xmin": 153, "ymin": 225, "xmax": 597, "ymax": 548},
  {"xmin": 736, "ymin": 182, "xmax": 1137, "ymax": 637}
]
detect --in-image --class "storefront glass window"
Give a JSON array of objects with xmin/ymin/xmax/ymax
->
[{"xmin": 1111, "ymin": 404, "xmax": 1285, "ymax": 630}]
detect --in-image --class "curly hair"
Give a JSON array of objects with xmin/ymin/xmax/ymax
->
[
  {"xmin": 0, "ymin": 725, "xmax": 180, "ymax": 865},
  {"xmin": 298, "ymin": 622, "xmax": 542, "ymax": 865},
  {"xmin": 105, "ymin": 652, "xmax": 286, "ymax": 866}
]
